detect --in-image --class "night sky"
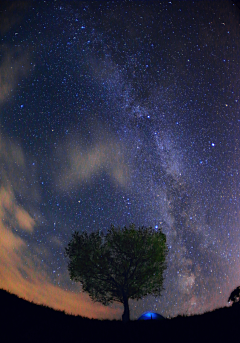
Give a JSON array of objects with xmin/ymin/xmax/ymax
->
[{"xmin": 0, "ymin": 0, "xmax": 239, "ymax": 320}]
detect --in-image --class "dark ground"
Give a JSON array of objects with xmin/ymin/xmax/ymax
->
[{"xmin": 0, "ymin": 288, "xmax": 238, "ymax": 343}]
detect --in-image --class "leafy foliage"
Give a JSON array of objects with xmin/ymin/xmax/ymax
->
[
  {"xmin": 228, "ymin": 286, "xmax": 240, "ymax": 303},
  {"xmin": 65, "ymin": 223, "xmax": 168, "ymax": 307}
]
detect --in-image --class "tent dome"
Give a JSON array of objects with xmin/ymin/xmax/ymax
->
[{"xmin": 138, "ymin": 311, "xmax": 165, "ymax": 321}]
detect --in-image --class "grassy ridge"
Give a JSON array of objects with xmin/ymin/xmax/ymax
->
[{"xmin": 0, "ymin": 288, "xmax": 239, "ymax": 342}]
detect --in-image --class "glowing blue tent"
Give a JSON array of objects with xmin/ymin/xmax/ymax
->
[{"xmin": 138, "ymin": 311, "xmax": 165, "ymax": 320}]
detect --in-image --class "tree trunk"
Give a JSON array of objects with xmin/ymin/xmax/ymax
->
[{"xmin": 122, "ymin": 296, "xmax": 130, "ymax": 322}]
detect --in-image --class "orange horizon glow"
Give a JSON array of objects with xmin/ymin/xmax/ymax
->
[{"xmin": 0, "ymin": 185, "xmax": 122, "ymax": 320}]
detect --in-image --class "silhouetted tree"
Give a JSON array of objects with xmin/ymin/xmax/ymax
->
[
  {"xmin": 65, "ymin": 223, "xmax": 168, "ymax": 322},
  {"xmin": 228, "ymin": 286, "xmax": 240, "ymax": 304}
]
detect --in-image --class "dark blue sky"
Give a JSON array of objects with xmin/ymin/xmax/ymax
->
[{"xmin": 0, "ymin": 0, "xmax": 239, "ymax": 319}]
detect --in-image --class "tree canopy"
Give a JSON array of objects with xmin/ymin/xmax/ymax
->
[
  {"xmin": 228, "ymin": 286, "xmax": 240, "ymax": 304},
  {"xmin": 65, "ymin": 223, "xmax": 168, "ymax": 322}
]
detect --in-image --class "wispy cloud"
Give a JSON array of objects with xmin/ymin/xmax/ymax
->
[
  {"xmin": 54, "ymin": 125, "xmax": 131, "ymax": 192},
  {"xmin": 0, "ymin": 1, "xmax": 30, "ymax": 36},
  {"xmin": 0, "ymin": 132, "xmax": 122, "ymax": 319},
  {"xmin": 0, "ymin": 47, "xmax": 31, "ymax": 104}
]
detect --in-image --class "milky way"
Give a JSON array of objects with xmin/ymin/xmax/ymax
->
[{"xmin": 0, "ymin": 0, "xmax": 239, "ymax": 319}]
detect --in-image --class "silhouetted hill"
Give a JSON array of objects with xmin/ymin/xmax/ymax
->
[{"xmin": 1, "ymin": 288, "xmax": 239, "ymax": 343}]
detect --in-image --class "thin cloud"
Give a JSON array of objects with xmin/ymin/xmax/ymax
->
[
  {"xmin": 0, "ymin": 48, "xmax": 30, "ymax": 104},
  {"xmin": 54, "ymin": 126, "xmax": 131, "ymax": 192},
  {"xmin": 0, "ymin": 1, "xmax": 30, "ymax": 36},
  {"xmin": 0, "ymin": 133, "xmax": 122, "ymax": 320}
]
